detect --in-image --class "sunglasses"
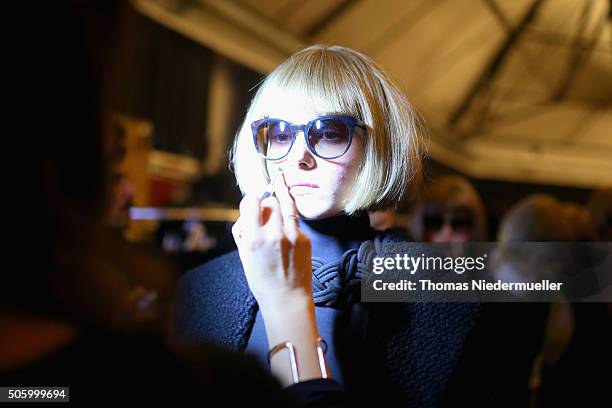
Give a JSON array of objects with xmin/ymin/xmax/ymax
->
[
  {"xmin": 252, "ymin": 115, "xmax": 367, "ymax": 161},
  {"xmin": 423, "ymin": 208, "xmax": 475, "ymax": 231}
]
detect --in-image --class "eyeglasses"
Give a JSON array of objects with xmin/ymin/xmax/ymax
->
[{"xmin": 251, "ymin": 115, "xmax": 367, "ymax": 161}]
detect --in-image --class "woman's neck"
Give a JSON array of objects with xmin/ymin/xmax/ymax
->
[{"xmin": 298, "ymin": 210, "xmax": 376, "ymax": 262}]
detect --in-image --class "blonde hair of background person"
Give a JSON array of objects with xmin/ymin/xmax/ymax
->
[
  {"xmin": 495, "ymin": 193, "xmax": 596, "ymax": 290},
  {"xmin": 498, "ymin": 194, "xmax": 596, "ymax": 243},
  {"xmin": 410, "ymin": 175, "xmax": 487, "ymax": 242},
  {"xmin": 230, "ymin": 44, "xmax": 426, "ymax": 216}
]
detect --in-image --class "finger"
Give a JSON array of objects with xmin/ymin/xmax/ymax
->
[
  {"xmin": 259, "ymin": 193, "xmax": 277, "ymax": 225},
  {"xmin": 231, "ymin": 217, "xmax": 244, "ymax": 243},
  {"xmin": 273, "ymin": 170, "xmax": 300, "ymax": 241},
  {"xmin": 238, "ymin": 194, "xmax": 262, "ymax": 235},
  {"xmin": 261, "ymin": 195, "xmax": 283, "ymax": 236},
  {"xmin": 273, "ymin": 170, "xmax": 299, "ymax": 226}
]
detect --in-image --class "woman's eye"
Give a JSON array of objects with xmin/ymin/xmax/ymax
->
[
  {"xmin": 321, "ymin": 131, "xmax": 342, "ymax": 141},
  {"xmin": 272, "ymin": 133, "xmax": 291, "ymax": 143}
]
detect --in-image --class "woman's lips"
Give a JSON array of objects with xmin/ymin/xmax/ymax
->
[
  {"xmin": 288, "ymin": 183, "xmax": 319, "ymax": 189},
  {"xmin": 288, "ymin": 183, "xmax": 319, "ymax": 195}
]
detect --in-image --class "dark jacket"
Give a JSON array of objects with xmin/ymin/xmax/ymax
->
[{"xmin": 174, "ymin": 232, "xmax": 546, "ymax": 407}]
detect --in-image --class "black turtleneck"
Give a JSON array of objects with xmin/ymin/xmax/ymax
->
[{"xmin": 298, "ymin": 210, "xmax": 377, "ymax": 263}]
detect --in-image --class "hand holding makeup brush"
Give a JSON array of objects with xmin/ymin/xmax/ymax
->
[
  {"xmin": 231, "ymin": 168, "xmax": 312, "ymax": 311},
  {"xmin": 231, "ymin": 169, "xmax": 328, "ymax": 386}
]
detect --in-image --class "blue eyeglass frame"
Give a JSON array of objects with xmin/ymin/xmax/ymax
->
[{"xmin": 251, "ymin": 115, "xmax": 367, "ymax": 161}]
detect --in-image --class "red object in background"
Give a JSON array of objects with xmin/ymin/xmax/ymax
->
[{"xmin": 149, "ymin": 177, "xmax": 186, "ymax": 207}]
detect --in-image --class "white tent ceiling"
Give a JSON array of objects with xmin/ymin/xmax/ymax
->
[{"xmin": 134, "ymin": 0, "xmax": 612, "ymax": 188}]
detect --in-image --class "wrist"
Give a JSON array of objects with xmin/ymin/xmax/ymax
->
[
  {"xmin": 258, "ymin": 291, "xmax": 314, "ymax": 320},
  {"xmin": 261, "ymin": 302, "xmax": 318, "ymax": 346}
]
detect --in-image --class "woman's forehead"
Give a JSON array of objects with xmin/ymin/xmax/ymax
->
[{"xmin": 255, "ymin": 87, "xmax": 351, "ymax": 123}]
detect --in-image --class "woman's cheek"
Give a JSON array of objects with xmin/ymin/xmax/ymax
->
[
  {"xmin": 323, "ymin": 169, "xmax": 346, "ymax": 198},
  {"xmin": 337, "ymin": 167, "xmax": 357, "ymax": 199}
]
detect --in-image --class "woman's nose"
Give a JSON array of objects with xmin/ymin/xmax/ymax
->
[
  {"xmin": 286, "ymin": 131, "xmax": 315, "ymax": 168},
  {"xmin": 435, "ymin": 224, "xmax": 455, "ymax": 241}
]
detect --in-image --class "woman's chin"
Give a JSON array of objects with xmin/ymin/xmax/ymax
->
[{"xmin": 294, "ymin": 201, "xmax": 337, "ymax": 220}]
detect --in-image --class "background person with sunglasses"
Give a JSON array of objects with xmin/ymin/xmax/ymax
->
[
  {"xmin": 410, "ymin": 175, "xmax": 488, "ymax": 243},
  {"xmin": 173, "ymin": 45, "xmax": 522, "ymax": 406}
]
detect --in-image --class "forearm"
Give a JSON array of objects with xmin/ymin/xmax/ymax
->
[{"xmin": 260, "ymin": 299, "xmax": 329, "ymax": 387}]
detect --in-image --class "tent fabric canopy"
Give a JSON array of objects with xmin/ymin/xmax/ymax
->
[{"xmin": 134, "ymin": 0, "xmax": 612, "ymax": 188}]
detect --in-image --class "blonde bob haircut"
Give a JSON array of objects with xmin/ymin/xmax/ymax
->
[{"xmin": 230, "ymin": 44, "xmax": 426, "ymax": 215}]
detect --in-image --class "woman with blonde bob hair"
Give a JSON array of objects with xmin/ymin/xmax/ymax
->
[
  {"xmin": 231, "ymin": 44, "xmax": 424, "ymax": 216},
  {"xmin": 175, "ymin": 45, "xmax": 484, "ymax": 405}
]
